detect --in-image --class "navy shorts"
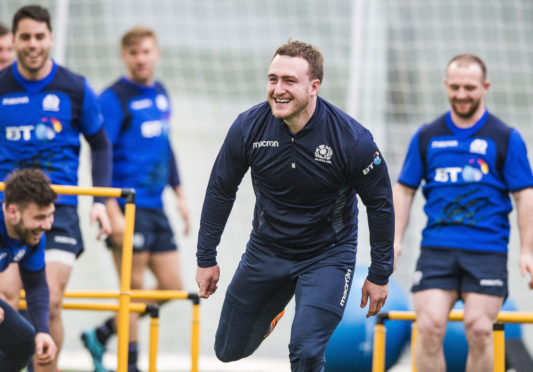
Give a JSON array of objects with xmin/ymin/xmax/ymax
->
[
  {"xmin": 108, "ymin": 207, "xmax": 177, "ymax": 254},
  {"xmin": 45, "ymin": 204, "xmax": 84, "ymax": 257},
  {"xmin": 411, "ymin": 247, "xmax": 508, "ymax": 297}
]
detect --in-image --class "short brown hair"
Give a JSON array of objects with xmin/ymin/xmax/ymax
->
[
  {"xmin": 0, "ymin": 23, "xmax": 10, "ymax": 37},
  {"xmin": 273, "ymin": 40, "xmax": 324, "ymax": 83},
  {"xmin": 121, "ymin": 26, "xmax": 157, "ymax": 49},
  {"xmin": 4, "ymin": 169, "xmax": 57, "ymax": 210},
  {"xmin": 12, "ymin": 5, "xmax": 52, "ymax": 34},
  {"xmin": 447, "ymin": 54, "xmax": 487, "ymax": 81}
]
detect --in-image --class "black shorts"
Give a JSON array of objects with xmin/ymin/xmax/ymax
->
[
  {"xmin": 411, "ymin": 247, "xmax": 508, "ymax": 297},
  {"xmin": 45, "ymin": 204, "xmax": 84, "ymax": 257},
  {"xmin": 108, "ymin": 207, "xmax": 177, "ymax": 254}
]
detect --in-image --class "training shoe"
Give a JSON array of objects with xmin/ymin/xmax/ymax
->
[
  {"xmin": 264, "ymin": 309, "xmax": 285, "ymax": 339},
  {"xmin": 81, "ymin": 329, "xmax": 109, "ymax": 372}
]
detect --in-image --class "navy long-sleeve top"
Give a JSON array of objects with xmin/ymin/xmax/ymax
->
[{"xmin": 197, "ymin": 97, "xmax": 394, "ymax": 284}]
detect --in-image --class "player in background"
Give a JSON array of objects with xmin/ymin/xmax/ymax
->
[
  {"xmin": 394, "ymin": 54, "xmax": 533, "ymax": 372},
  {"xmin": 0, "ymin": 5, "xmax": 112, "ymax": 371},
  {"xmin": 81, "ymin": 26, "xmax": 190, "ymax": 372},
  {"xmin": 0, "ymin": 23, "xmax": 14, "ymax": 70},
  {"xmin": 196, "ymin": 40, "xmax": 394, "ymax": 371},
  {"xmin": 0, "ymin": 169, "xmax": 57, "ymax": 371}
]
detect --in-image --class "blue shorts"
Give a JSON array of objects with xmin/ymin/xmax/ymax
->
[
  {"xmin": 108, "ymin": 207, "xmax": 177, "ymax": 254},
  {"xmin": 45, "ymin": 204, "xmax": 84, "ymax": 257},
  {"xmin": 411, "ymin": 247, "xmax": 508, "ymax": 297},
  {"xmin": 215, "ymin": 240, "xmax": 356, "ymax": 370}
]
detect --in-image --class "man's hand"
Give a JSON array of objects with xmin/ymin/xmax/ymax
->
[
  {"xmin": 519, "ymin": 252, "xmax": 533, "ymax": 289},
  {"xmin": 196, "ymin": 265, "xmax": 220, "ymax": 299},
  {"xmin": 360, "ymin": 279, "xmax": 388, "ymax": 318},
  {"xmin": 0, "ymin": 307, "xmax": 4, "ymax": 324},
  {"xmin": 90, "ymin": 202, "xmax": 112, "ymax": 240},
  {"xmin": 34, "ymin": 332, "xmax": 57, "ymax": 366}
]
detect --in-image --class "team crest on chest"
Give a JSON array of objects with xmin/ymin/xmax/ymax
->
[
  {"xmin": 314, "ymin": 145, "xmax": 333, "ymax": 164},
  {"xmin": 470, "ymin": 139, "xmax": 488, "ymax": 155},
  {"xmin": 42, "ymin": 94, "xmax": 60, "ymax": 111},
  {"xmin": 155, "ymin": 94, "xmax": 169, "ymax": 111}
]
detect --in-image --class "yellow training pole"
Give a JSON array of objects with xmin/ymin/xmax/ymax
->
[
  {"xmin": 1, "ymin": 183, "xmax": 123, "ymax": 198},
  {"xmin": 47, "ymin": 184, "xmax": 124, "ymax": 198},
  {"xmin": 493, "ymin": 323, "xmax": 505, "ymax": 372},
  {"xmin": 371, "ymin": 314, "xmax": 387, "ymax": 372},
  {"xmin": 411, "ymin": 322, "xmax": 418, "ymax": 372},
  {"xmin": 386, "ymin": 310, "xmax": 533, "ymax": 324},
  {"xmin": 19, "ymin": 300, "xmax": 146, "ymax": 313},
  {"xmin": 191, "ymin": 298, "xmax": 201, "ymax": 372},
  {"xmin": 117, "ymin": 193, "xmax": 136, "ymax": 372},
  {"xmin": 148, "ymin": 306, "xmax": 160, "ymax": 372},
  {"xmin": 130, "ymin": 289, "xmax": 190, "ymax": 300}
]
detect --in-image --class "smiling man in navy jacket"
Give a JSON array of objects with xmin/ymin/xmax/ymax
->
[{"xmin": 196, "ymin": 40, "xmax": 394, "ymax": 371}]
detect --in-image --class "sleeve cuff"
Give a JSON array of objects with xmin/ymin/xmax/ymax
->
[
  {"xmin": 366, "ymin": 269, "xmax": 390, "ymax": 286},
  {"xmin": 197, "ymin": 258, "xmax": 218, "ymax": 268}
]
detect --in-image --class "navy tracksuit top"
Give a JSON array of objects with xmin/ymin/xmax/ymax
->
[{"xmin": 197, "ymin": 97, "xmax": 394, "ymax": 284}]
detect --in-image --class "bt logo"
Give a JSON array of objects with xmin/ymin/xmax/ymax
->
[
  {"xmin": 434, "ymin": 167, "xmax": 463, "ymax": 182},
  {"xmin": 6, "ymin": 125, "xmax": 35, "ymax": 141}
]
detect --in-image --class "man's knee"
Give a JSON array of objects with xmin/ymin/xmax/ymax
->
[
  {"xmin": 289, "ymin": 354, "xmax": 324, "ymax": 372},
  {"xmin": 214, "ymin": 342, "xmax": 242, "ymax": 363},
  {"xmin": 17, "ymin": 334, "xmax": 36, "ymax": 364},
  {"xmin": 416, "ymin": 315, "xmax": 447, "ymax": 352},
  {"xmin": 288, "ymin": 307, "xmax": 341, "ymax": 372},
  {"xmin": 214, "ymin": 333, "xmax": 255, "ymax": 363},
  {"xmin": 4, "ymin": 325, "xmax": 36, "ymax": 369},
  {"xmin": 213, "ymin": 298, "xmax": 262, "ymax": 363},
  {"xmin": 48, "ymin": 285, "xmax": 66, "ymax": 318},
  {"xmin": 465, "ymin": 318, "xmax": 492, "ymax": 349},
  {"xmin": 0, "ymin": 289, "xmax": 20, "ymax": 309}
]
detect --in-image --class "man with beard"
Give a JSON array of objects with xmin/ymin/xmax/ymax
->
[
  {"xmin": 0, "ymin": 5, "xmax": 111, "ymax": 371},
  {"xmin": 394, "ymin": 54, "xmax": 533, "ymax": 372},
  {"xmin": 195, "ymin": 40, "xmax": 394, "ymax": 371},
  {"xmin": 0, "ymin": 169, "xmax": 57, "ymax": 371}
]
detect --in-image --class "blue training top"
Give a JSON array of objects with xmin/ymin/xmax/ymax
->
[
  {"xmin": 197, "ymin": 97, "xmax": 394, "ymax": 285},
  {"xmin": 398, "ymin": 110, "xmax": 533, "ymax": 254},
  {"xmin": 99, "ymin": 77, "xmax": 180, "ymax": 209},
  {"xmin": 0, "ymin": 210, "xmax": 45, "ymax": 272},
  {"xmin": 0, "ymin": 61, "xmax": 105, "ymax": 205}
]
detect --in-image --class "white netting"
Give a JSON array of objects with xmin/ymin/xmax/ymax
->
[{"xmin": 1, "ymin": 0, "xmax": 532, "ymax": 367}]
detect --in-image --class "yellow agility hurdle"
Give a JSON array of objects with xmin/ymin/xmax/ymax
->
[
  {"xmin": 2, "ymin": 183, "xmax": 132, "ymax": 372},
  {"xmin": 3, "ymin": 183, "xmax": 136, "ymax": 372},
  {"xmin": 372, "ymin": 310, "xmax": 533, "ymax": 372},
  {"xmin": 6, "ymin": 183, "xmax": 201, "ymax": 372},
  {"xmin": 48, "ymin": 289, "xmax": 200, "ymax": 372},
  {"xmin": 19, "ymin": 299, "xmax": 164, "ymax": 372}
]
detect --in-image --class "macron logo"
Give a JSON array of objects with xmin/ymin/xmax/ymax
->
[
  {"xmin": 2, "ymin": 96, "xmax": 29, "ymax": 105},
  {"xmin": 253, "ymin": 140, "xmax": 279, "ymax": 149},
  {"xmin": 339, "ymin": 269, "xmax": 352, "ymax": 306}
]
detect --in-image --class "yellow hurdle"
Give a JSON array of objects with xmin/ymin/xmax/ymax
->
[
  {"xmin": 493, "ymin": 323, "xmax": 505, "ymax": 372},
  {"xmin": 1, "ymin": 182, "xmax": 136, "ymax": 372},
  {"xmin": 372, "ymin": 310, "xmax": 533, "ymax": 372},
  {"xmin": 19, "ymin": 300, "xmax": 147, "ymax": 313},
  {"xmin": 20, "ymin": 289, "xmax": 201, "ymax": 372},
  {"xmin": 7, "ymin": 183, "xmax": 201, "ymax": 372},
  {"xmin": 372, "ymin": 317, "xmax": 386, "ymax": 372}
]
